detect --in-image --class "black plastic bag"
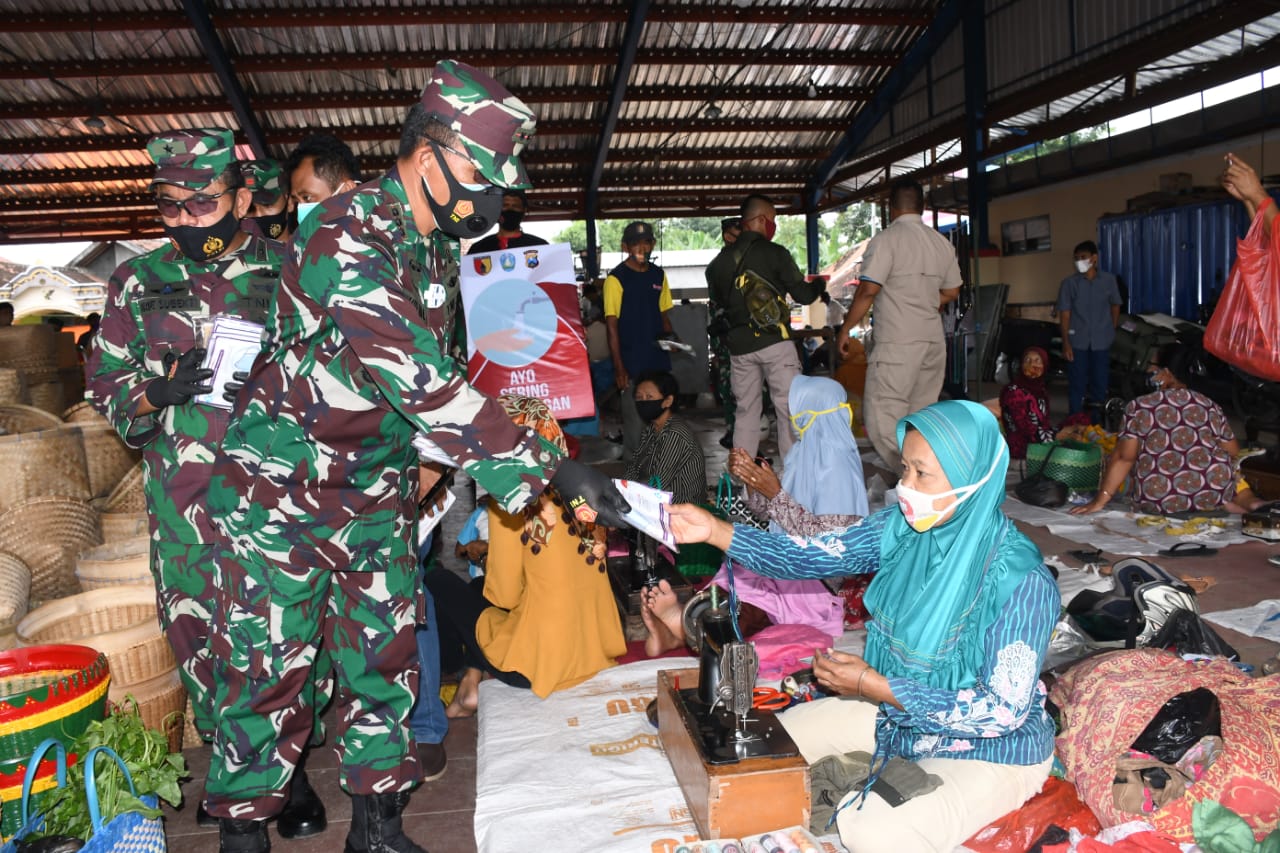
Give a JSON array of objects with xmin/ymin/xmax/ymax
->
[
  {"xmin": 1129, "ymin": 686, "xmax": 1221, "ymax": 765},
  {"xmin": 1149, "ymin": 608, "xmax": 1239, "ymax": 660}
]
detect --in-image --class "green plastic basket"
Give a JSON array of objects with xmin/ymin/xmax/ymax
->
[
  {"xmin": 0, "ymin": 644, "xmax": 110, "ymax": 840},
  {"xmin": 1026, "ymin": 441, "xmax": 1103, "ymax": 491}
]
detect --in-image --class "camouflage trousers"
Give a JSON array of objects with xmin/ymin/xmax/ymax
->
[
  {"xmin": 151, "ymin": 539, "xmax": 335, "ymax": 745},
  {"xmin": 203, "ymin": 542, "xmax": 422, "ymax": 819},
  {"xmin": 711, "ymin": 335, "xmax": 735, "ymax": 428}
]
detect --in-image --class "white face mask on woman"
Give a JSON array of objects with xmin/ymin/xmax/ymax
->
[{"xmin": 896, "ymin": 453, "xmax": 1001, "ymax": 533}]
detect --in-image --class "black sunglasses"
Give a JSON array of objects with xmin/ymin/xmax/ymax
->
[{"xmin": 155, "ymin": 189, "xmax": 230, "ymax": 218}]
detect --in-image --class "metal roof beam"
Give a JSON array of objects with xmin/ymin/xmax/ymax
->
[
  {"xmin": 805, "ymin": 0, "xmax": 963, "ymax": 210},
  {"xmin": 179, "ymin": 0, "xmax": 267, "ymax": 158},
  {"xmin": 0, "ymin": 5, "xmax": 927, "ymax": 32},
  {"xmin": 584, "ymin": 0, "xmax": 650, "ymax": 277},
  {"xmin": 1, "ymin": 86, "xmax": 872, "ymax": 122},
  {"xmin": 0, "ymin": 118, "xmax": 844, "ymax": 156},
  {"xmin": 1, "ymin": 149, "xmax": 834, "ymax": 187},
  {"xmin": 0, "ymin": 47, "xmax": 900, "ymax": 81}
]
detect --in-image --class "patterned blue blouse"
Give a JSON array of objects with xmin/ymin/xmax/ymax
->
[{"xmin": 727, "ymin": 508, "xmax": 1058, "ymax": 766}]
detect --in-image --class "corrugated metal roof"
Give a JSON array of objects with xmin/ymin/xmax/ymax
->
[{"xmin": 0, "ymin": 0, "xmax": 1272, "ymax": 243}]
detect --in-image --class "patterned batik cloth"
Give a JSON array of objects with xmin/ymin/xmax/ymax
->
[{"xmin": 1120, "ymin": 388, "xmax": 1236, "ymax": 515}]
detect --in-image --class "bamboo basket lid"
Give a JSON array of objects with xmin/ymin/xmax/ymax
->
[{"xmin": 0, "ymin": 496, "xmax": 102, "ymax": 603}]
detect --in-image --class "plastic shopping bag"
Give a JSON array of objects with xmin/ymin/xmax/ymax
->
[{"xmin": 1204, "ymin": 200, "xmax": 1280, "ymax": 380}]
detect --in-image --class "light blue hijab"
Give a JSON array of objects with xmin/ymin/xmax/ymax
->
[
  {"xmin": 775, "ymin": 375, "xmax": 868, "ymax": 535},
  {"xmin": 862, "ymin": 400, "xmax": 1041, "ymax": 690}
]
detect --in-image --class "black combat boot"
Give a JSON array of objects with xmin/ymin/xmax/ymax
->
[
  {"xmin": 276, "ymin": 749, "xmax": 327, "ymax": 839},
  {"xmin": 219, "ymin": 817, "xmax": 270, "ymax": 853},
  {"xmin": 343, "ymin": 791, "xmax": 427, "ymax": 853}
]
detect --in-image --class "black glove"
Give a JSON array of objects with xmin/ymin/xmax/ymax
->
[
  {"xmin": 550, "ymin": 458, "xmax": 632, "ymax": 529},
  {"xmin": 145, "ymin": 347, "xmax": 214, "ymax": 408},
  {"xmin": 222, "ymin": 370, "xmax": 249, "ymax": 404}
]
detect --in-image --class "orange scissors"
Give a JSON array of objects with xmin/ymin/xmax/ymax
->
[{"xmin": 752, "ymin": 687, "xmax": 791, "ymax": 711}]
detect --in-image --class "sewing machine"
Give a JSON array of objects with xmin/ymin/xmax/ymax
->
[{"xmin": 656, "ymin": 603, "xmax": 809, "ymax": 839}]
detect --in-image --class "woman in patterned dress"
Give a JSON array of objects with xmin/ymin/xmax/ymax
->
[
  {"xmin": 999, "ymin": 346, "xmax": 1055, "ymax": 459},
  {"xmin": 1071, "ymin": 343, "xmax": 1264, "ymax": 516}
]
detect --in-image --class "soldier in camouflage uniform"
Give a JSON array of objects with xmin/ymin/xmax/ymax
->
[
  {"xmin": 240, "ymin": 159, "xmax": 290, "ymax": 242},
  {"xmin": 203, "ymin": 61, "xmax": 629, "ymax": 853},
  {"xmin": 86, "ymin": 128, "xmax": 325, "ymax": 835}
]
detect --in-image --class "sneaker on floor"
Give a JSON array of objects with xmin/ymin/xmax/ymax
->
[{"xmin": 417, "ymin": 741, "xmax": 447, "ymax": 782}]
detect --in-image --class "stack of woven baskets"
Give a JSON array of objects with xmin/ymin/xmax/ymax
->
[
  {"xmin": 0, "ymin": 324, "xmax": 65, "ymax": 415},
  {"xmin": 0, "ymin": 400, "xmax": 184, "ymax": 751}
]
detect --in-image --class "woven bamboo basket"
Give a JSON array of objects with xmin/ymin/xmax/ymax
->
[
  {"xmin": 18, "ymin": 581, "xmax": 170, "ymax": 686},
  {"xmin": 25, "ymin": 380, "xmax": 64, "ymax": 416},
  {"xmin": 62, "ymin": 400, "xmax": 105, "ymax": 425},
  {"xmin": 0, "ymin": 404, "xmax": 61, "ymax": 435},
  {"xmin": 102, "ymin": 460, "xmax": 146, "ymax": 514},
  {"xmin": 0, "ymin": 369, "xmax": 27, "ymax": 407},
  {"xmin": 0, "ymin": 497, "xmax": 102, "ymax": 603},
  {"xmin": 98, "ymin": 511, "xmax": 149, "ymax": 542},
  {"xmin": 0, "ymin": 552, "xmax": 31, "ymax": 629},
  {"xmin": 75, "ymin": 538, "xmax": 152, "ymax": 590},
  {"xmin": 110, "ymin": 670, "xmax": 186, "ymax": 753},
  {"xmin": 0, "ymin": 427, "xmax": 93, "ymax": 515},
  {"xmin": 0, "ymin": 644, "xmax": 110, "ymax": 838},
  {"xmin": 77, "ymin": 424, "xmax": 142, "ymax": 499},
  {"xmin": 18, "ymin": 584, "xmax": 172, "ymax": 688},
  {"xmin": 0, "ymin": 325, "xmax": 59, "ymax": 374}
]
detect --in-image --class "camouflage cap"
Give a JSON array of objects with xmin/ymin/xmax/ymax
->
[
  {"xmin": 147, "ymin": 127, "xmax": 236, "ymax": 190},
  {"xmin": 240, "ymin": 158, "xmax": 284, "ymax": 205},
  {"xmin": 419, "ymin": 59, "xmax": 536, "ymax": 190},
  {"xmin": 623, "ymin": 221, "xmax": 655, "ymax": 244}
]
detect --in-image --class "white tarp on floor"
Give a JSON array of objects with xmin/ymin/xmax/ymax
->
[{"xmin": 1000, "ymin": 499, "xmax": 1252, "ymax": 556}]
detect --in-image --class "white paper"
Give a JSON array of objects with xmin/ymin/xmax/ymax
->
[
  {"xmin": 418, "ymin": 489, "xmax": 457, "ymax": 548},
  {"xmin": 411, "ymin": 433, "xmax": 458, "ymax": 468},
  {"xmin": 1203, "ymin": 599, "xmax": 1280, "ymax": 643},
  {"xmin": 612, "ymin": 479, "xmax": 677, "ymax": 551},
  {"xmin": 657, "ymin": 338, "xmax": 694, "ymax": 355},
  {"xmin": 197, "ymin": 315, "xmax": 265, "ymax": 409}
]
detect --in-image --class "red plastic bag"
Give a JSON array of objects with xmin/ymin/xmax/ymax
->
[
  {"xmin": 961, "ymin": 777, "xmax": 1103, "ymax": 853},
  {"xmin": 1204, "ymin": 199, "xmax": 1280, "ymax": 380}
]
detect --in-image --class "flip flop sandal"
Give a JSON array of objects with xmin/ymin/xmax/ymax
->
[
  {"xmin": 1068, "ymin": 548, "xmax": 1108, "ymax": 565},
  {"xmin": 1158, "ymin": 542, "xmax": 1218, "ymax": 557}
]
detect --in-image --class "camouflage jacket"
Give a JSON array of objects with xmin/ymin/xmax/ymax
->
[
  {"xmin": 208, "ymin": 166, "xmax": 561, "ymax": 572},
  {"xmin": 87, "ymin": 234, "xmax": 282, "ymax": 544}
]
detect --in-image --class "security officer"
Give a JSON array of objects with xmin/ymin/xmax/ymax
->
[
  {"xmin": 240, "ymin": 159, "xmax": 289, "ymax": 241},
  {"xmin": 86, "ymin": 128, "xmax": 323, "ymax": 834},
  {"xmin": 203, "ymin": 61, "xmax": 628, "ymax": 853}
]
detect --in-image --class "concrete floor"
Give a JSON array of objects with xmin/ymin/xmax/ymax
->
[{"xmin": 162, "ymin": 383, "xmax": 1280, "ymax": 852}]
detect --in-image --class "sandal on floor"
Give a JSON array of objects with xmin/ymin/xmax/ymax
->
[{"xmin": 1158, "ymin": 542, "xmax": 1217, "ymax": 558}]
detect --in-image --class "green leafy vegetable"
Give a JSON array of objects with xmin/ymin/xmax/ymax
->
[{"xmin": 33, "ymin": 697, "xmax": 187, "ymax": 842}]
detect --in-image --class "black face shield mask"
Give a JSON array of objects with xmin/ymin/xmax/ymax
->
[
  {"xmin": 498, "ymin": 208, "xmax": 525, "ymax": 231},
  {"xmin": 424, "ymin": 142, "xmax": 504, "ymax": 239},
  {"xmin": 163, "ymin": 209, "xmax": 240, "ymax": 262}
]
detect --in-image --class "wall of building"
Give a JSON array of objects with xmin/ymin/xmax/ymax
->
[{"xmin": 983, "ymin": 135, "xmax": 1280, "ymax": 307}]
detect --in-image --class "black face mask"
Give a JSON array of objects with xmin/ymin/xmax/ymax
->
[
  {"xmin": 163, "ymin": 209, "xmax": 241, "ymax": 262},
  {"xmin": 424, "ymin": 142, "xmax": 504, "ymax": 239},
  {"xmin": 246, "ymin": 210, "xmax": 288, "ymax": 241},
  {"xmin": 635, "ymin": 399, "xmax": 667, "ymax": 423},
  {"xmin": 499, "ymin": 209, "xmax": 525, "ymax": 232}
]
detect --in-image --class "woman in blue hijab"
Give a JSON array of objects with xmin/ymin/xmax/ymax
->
[{"xmin": 669, "ymin": 400, "xmax": 1058, "ymax": 853}]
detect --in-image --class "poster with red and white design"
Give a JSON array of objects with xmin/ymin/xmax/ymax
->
[{"xmin": 460, "ymin": 241, "xmax": 593, "ymax": 419}]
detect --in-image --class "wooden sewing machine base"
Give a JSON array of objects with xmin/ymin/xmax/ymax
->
[{"xmin": 657, "ymin": 667, "xmax": 810, "ymax": 840}]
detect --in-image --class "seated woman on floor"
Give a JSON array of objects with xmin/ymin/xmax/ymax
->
[
  {"xmin": 641, "ymin": 375, "xmax": 867, "ymax": 656},
  {"xmin": 426, "ymin": 396, "xmax": 626, "ymax": 717},
  {"xmin": 668, "ymin": 401, "xmax": 1058, "ymax": 853},
  {"xmin": 1000, "ymin": 346, "xmax": 1056, "ymax": 459},
  {"xmin": 623, "ymin": 370, "xmax": 707, "ymax": 505},
  {"xmin": 1071, "ymin": 343, "xmax": 1264, "ymax": 517}
]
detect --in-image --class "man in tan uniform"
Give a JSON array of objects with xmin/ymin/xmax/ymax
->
[{"xmin": 838, "ymin": 179, "xmax": 961, "ymax": 469}]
